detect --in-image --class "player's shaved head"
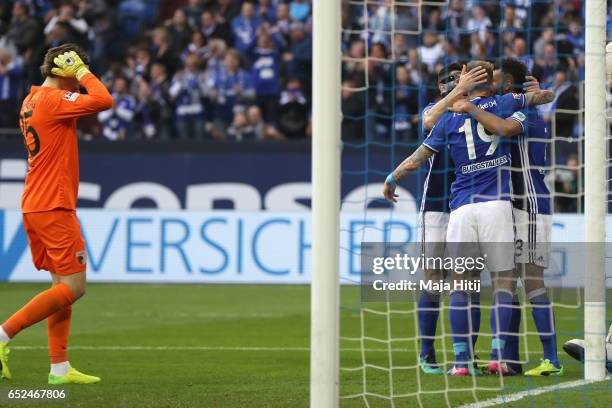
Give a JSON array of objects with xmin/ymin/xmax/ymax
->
[
  {"xmin": 40, "ymin": 43, "xmax": 90, "ymax": 79},
  {"xmin": 466, "ymin": 60, "xmax": 494, "ymax": 92}
]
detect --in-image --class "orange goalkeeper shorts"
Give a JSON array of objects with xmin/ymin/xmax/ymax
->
[{"xmin": 22, "ymin": 209, "xmax": 87, "ymax": 276}]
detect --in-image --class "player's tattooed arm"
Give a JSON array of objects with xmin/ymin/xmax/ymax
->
[
  {"xmin": 383, "ymin": 145, "xmax": 434, "ymax": 203},
  {"xmin": 393, "ymin": 145, "xmax": 434, "ymax": 179},
  {"xmin": 524, "ymin": 88, "xmax": 554, "ymax": 106},
  {"xmin": 450, "ymin": 100, "xmax": 522, "ymax": 137}
]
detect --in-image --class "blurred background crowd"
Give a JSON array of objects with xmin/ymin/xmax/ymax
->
[
  {"xmin": 0, "ymin": 0, "xmax": 609, "ymax": 212},
  {"xmin": 0, "ymin": 0, "xmax": 607, "ymax": 143}
]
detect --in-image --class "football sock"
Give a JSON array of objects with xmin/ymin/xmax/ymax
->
[
  {"xmin": 418, "ymin": 290, "xmax": 440, "ymax": 360},
  {"xmin": 489, "ymin": 289, "xmax": 513, "ymax": 361},
  {"xmin": 529, "ymin": 289, "xmax": 560, "ymax": 368},
  {"xmin": 0, "ymin": 327, "xmax": 10, "ymax": 343},
  {"xmin": 449, "ymin": 291, "xmax": 470, "ymax": 367},
  {"xmin": 469, "ymin": 292, "xmax": 481, "ymax": 353},
  {"xmin": 2, "ymin": 284, "xmax": 75, "ymax": 339},
  {"xmin": 48, "ymin": 305, "xmax": 72, "ymax": 364},
  {"xmin": 504, "ymin": 294, "xmax": 522, "ymax": 364},
  {"xmin": 50, "ymin": 361, "xmax": 70, "ymax": 376}
]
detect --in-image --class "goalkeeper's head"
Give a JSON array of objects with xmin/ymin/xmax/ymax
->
[
  {"xmin": 437, "ymin": 62, "xmax": 463, "ymax": 96},
  {"xmin": 40, "ymin": 43, "xmax": 90, "ymax": 89},
  {"xmin": 493, "ymin": 58, "xmax": 527, "ymax": 95}
]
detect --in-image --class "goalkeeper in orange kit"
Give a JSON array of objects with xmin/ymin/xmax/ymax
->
[{"xmin": 0, "ymin": 44, "xmax": 113, "ymax": 384}]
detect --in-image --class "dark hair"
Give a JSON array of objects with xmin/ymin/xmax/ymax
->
[
  {"xmin": 497, "ymin": 58, "xmax": 527, "ymax": 93},
  {"xmin": 437, "ymin": 62, "xmax": 463, "ymax": 83},
  {"xmin": 40, "ymin": 43, "xmax": 90, "ymax": 78}
]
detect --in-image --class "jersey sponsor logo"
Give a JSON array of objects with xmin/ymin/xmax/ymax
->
[
  {"xmin": 461, "ymin": 155, "xmax": 509, "ymax": 174},
  {"xmin": 63, "ymin": 92, "xmax": 80, "ymax": 102}
]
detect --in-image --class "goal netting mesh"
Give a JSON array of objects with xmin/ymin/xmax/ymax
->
[{"xmin": 337, "ymin": 0, "xmax": 611, "ymax": 406}]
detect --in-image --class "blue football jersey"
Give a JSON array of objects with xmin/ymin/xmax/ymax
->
[
  {"xmin": 420, "ymin": 102, "xmax": 455, "ymax": 213},
  {"xmin": 507, "ymin": 107, "xmax": 552, "ymax": 214},
  {"xmin": 423, "ymin": 93, "xmax": 526, "ymax": 210}
]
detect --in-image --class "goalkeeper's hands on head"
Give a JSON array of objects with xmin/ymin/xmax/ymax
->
[{"xmin": 51, "ymin": 51, "xmax": 90, "ymax": 81}]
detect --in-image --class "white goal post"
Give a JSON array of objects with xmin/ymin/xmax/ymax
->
[
  {"xmin": 310, "ymin": 0, "xmax": 341, "ymax": 407},
  {"xmin": 584, "ymin": 0, "xmax": 608, "ymax": 382}
]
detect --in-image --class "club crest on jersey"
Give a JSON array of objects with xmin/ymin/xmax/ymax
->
[
  {"xmin": 63, "ymin": 92, "xmax": 80, "ymax": 102},
  {"xmin": 76, "ymin": 250, "xmax": 87, "ymax": 265}
]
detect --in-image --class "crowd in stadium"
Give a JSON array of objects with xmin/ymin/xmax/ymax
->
[{"xmin": 0, "ymin": 0, "xmax": 607, "ymax": 143}]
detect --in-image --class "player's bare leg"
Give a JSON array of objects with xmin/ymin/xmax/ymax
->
[
  {"xmin": 520, "ymin": 263, "xmax": 563, "ymax": 376},
  {"xmin": 47, "ymin": 271, "xmax": 100, "ymax": 384},
  {"xmin": 488, "ymin": 270, "xmax": 518, "ymax": 375}
]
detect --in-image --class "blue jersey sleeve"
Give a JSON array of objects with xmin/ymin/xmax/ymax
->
[
  {"xmin": 498, "ymin": 93, "xmax": 526, "ymax": 117},
  {"xmin": 423, "ymin": 119, "xmax": 446, "ymax": 153}
]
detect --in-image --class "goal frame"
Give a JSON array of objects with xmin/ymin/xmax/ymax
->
[
  {"xmin": 310, "ymin": 0, "xmax": 341, "ymax": 407},
  {"xmin": 584, "ymin": 0, "xmax": 608, "ymax": 382}
]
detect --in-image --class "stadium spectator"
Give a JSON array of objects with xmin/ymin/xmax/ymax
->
[
  {"xmin": 246, "ymin": 105, "xmax": 284, "ymax": 140},
  {"xmin": 150, "ymin": 27, "xmax": 175, "ymax": 77},
  {"xmin": 552, "ymin": 154, "xmax": 581, "ymax": 213},
  {"xmin": 169, "ymin": 53, "xmax": 206, "ymax": 140},
  {"xmin": 341, "ymin": 79, "xmax": 366, "ymax": 141},
  {"xmin": 181, "ymin": 31, "xmax": 208, "ymax": 64},
  {"xmin": 149, "ymin": 63, "xmax": 173, "ymax": 140},
  {"xmin": 277, "ymin": 77, "xmax": 308, "ymax": 139},
  {"xmin": 166, "ymin": 9, "xmax": 192, "ymax": 53},
  {"xmin": 283, "ymin": 21, "xmax": 312, "ymax": 87},
  {"xmin": 135, "ymin": 79, "xmax": 159, "ymax": 140},
  {"xmin": 532, "ymin": 43, "xmax": 558, "ymax": 86},
  {"xmin": 0, "ymin": 50, "xmax": 23, "ymax": 128},
  {"xmin": 8, "ymin": 2, "xmax": 42, "ymax": 57},
  {"xmin": 98, "ymin": 77, "xmax": 136, "ymax": 141},
  {"xmin": 256, "ymin": 0, "xmax": 277, "ymax": 24},
  {"xmin": 393, "ymin": 65, "xmax": 419, "ymax": 140},
  {"xmin": 510, "ymin": 37, "xmax": 534, "ymax": 73},
  {"xmin": 251, "ymin": 30, "xmax": 281, "ymax": 121},
  {"xmin": 466, "ymin": 5, "xmax": 492, "ymax": 44},
  {"xmin": 43, "ymin": 2, "xmax": 88, "ymax": 48},
  {"xmin": 182, "ymin": 0, "xmax": 205, "ymax": 28},
  {"xmin": 418, "ymin": 32, "xmax": 444, "ymax": 74},
  {"xmin": 208, "ymin": 48, "xmax": 255, "ymax": 131},
  {"xmin": 272, "ymin": 2, "xmax": 291, "ymax": 37},
  {"xmin": 540, "ymin": 69, "xmax": 579, "ymax": 139},
  {"xmin": 231, "ymin": 1, "xmax": 261, "ymax": 56},
  {"xmin": 199, "ymin": 10, "xmax": 231, "ymax": 44},
  {"xmin": 227, "ymin": 110, "xmax": 255, "ymax": 141}
]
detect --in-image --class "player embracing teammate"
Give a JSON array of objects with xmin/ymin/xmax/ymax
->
[
  {"xmin": 452, "ymin": 58, "xmax": 562, "ymax": 376},
  {"xmin": 0, "ymin": 44, "xmax": 113, "ymax": 384},
  {"xmin": 414, "ymin": 62, "xmax": 488, "ymax": 374},
  {"xmin": 384, "ymin": 60, "xmax": 556, "ymax": 376}
]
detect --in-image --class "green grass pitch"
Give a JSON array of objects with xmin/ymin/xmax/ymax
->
[{"xmin": 0, "ymin": 283, "xmax": 610, "ymax": 407}]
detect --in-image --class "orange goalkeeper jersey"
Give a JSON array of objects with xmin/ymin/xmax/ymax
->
[{"xmin": 20, "ymin": 73, "xmax": 113, "ymax": 213}]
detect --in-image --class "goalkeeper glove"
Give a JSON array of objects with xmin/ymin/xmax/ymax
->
[{"xmin": 51, "ymin": 51, "xmax": 90, "ymax": 81}]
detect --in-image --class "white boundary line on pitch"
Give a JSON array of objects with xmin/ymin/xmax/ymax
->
[
  {"xmin": 458, "ymin": 378, "xmax": 610, "ymax": 408},
  {"xmin": 11, "ymin": 345, "xmax": 417, "ymax": 352}
]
